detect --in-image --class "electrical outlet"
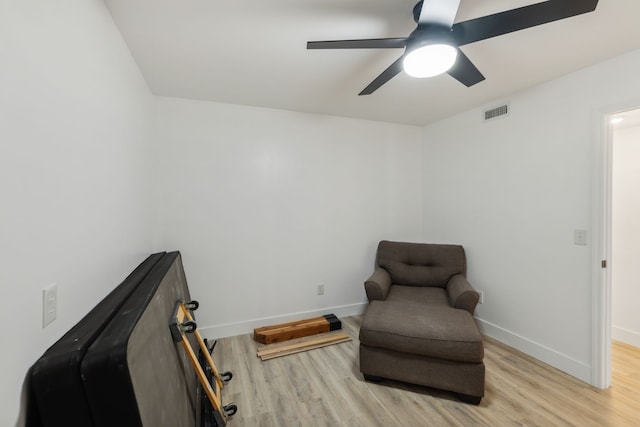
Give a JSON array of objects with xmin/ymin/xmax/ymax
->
[
  {"xmin": 317, "ymin": 284, "xmax": 325, "ymax": 296},
  {"xmin": 43, "ymin": 284, "xmax": 58, "ymax": 328},
  {"xmin": 477, "ymin": 291, "xmax": 484, "ymax": 304}
]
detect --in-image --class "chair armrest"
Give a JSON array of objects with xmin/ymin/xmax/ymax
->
[
  {"xmin": 446, "ymin": 274, "xmax": 480, "ymax": 314},
  {"xmin": 364, "ymin": 268, "xmax": 392, "ymax": 302}
]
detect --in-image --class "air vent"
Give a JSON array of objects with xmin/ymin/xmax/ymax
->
[{"xmin": 484, "ymin": 104, "xmax": 509, "ymax": 121}]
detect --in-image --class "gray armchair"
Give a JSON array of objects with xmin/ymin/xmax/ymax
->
[{"xmin": 359, "ymin": 241, "xmax": 485, "ymax": 404}]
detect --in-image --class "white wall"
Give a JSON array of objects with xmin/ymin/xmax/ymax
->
[
  {"xmin": 152, "ymin": 97, "xmax": 423, "ymax": 337},
  {"xmin": 612, "ymin": 124, "xmax": 640, "ymax": 347},
  {"xmin": 421, "ymin": 48, "xmax": 640, "ymax": 383},
  {"xmin": 0, "ymin": 1, "xmax": 153, "ymax": 425}
]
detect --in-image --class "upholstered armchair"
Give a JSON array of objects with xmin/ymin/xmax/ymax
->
[{"xmin": 359, "ymin": 240, "xmax": 484, "ymax": 404}]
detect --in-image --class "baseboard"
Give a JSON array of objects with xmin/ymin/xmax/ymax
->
[
  {"xmin": 199, "ymin": 302, "xmax": 368, "ymax": 339},
  {"xmin": 612, "ymin": 325, "xmax": 640, "ymax": 348},
  {"xmin": 475, "ymin": 317, "xmax": 592, "ymax": 384}
]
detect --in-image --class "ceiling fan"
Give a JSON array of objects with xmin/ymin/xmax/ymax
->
[{"xmin": 307, "ymin": 0, "xmax": 599, "ymax": 95}]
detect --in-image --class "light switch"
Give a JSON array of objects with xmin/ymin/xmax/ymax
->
[
  {"xmin": 43, "ymin": 284, "xmax": 57, "ymax": 328},
  {"xmin": 574, "ymin": 229, "xmax": 588, "ymax": 246}
]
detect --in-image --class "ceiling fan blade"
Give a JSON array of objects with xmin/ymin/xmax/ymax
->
[
  {"xmin": 417, "ymin": 0, "xmax": 461, "ymax": 27},
  {"xmin": 359, "ymin": 56, "xmax": 405, "ymax": 96},
  {"xmin": 452, "ymin": 0, "xmax": 599, "ymax": 46},
  {"xmin": 447, "ymin": 49, "xmax": 485, "ymax": 87},
  {"xmin": 307, "ymin": 38, "xmax": 407, "ymax": 50}
]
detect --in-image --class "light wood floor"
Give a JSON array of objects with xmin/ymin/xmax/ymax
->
[{"xmin": 213, "ymin": 316, "xmax": 640, "ymax": 426}]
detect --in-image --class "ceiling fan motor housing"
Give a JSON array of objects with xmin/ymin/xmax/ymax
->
[{"xmin": 406, "ymin": 24, "xmax": 455, "ymax": 52}]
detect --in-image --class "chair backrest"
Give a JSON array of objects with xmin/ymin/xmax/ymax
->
[{"xmin": 376, "ymin": 240, "xmax": 466, "ymax": 287}]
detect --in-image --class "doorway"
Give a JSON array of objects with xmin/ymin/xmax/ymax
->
[
  {"xmin": 610, "ymin": 110, "xmax": 640, "ymax": 352},
  {"xmin": 595, "ymin": 107, "xmax": 640, "ymax": 389}
]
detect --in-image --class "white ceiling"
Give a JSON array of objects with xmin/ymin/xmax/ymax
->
[{"xmin": 104, "ymin": 0, "xmax": 640, "ymax": 126}]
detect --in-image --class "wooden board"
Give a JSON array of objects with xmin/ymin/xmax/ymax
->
[
  {"xmin": 253, "ymin": 314, "xmax": 341, "ymax": 344},
  {"xmin": 257, "ymin": 333, "xmax": 351, "ymax": 360}
]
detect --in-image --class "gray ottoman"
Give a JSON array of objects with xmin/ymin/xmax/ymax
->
[{"xmin": 359, "ymin": 300, "xmax": 484, "ymax": 401}]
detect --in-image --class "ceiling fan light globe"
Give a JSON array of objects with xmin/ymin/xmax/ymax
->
[{"xmin": 403, "ymin": 44, "xmax": 458, "ymax": 78}]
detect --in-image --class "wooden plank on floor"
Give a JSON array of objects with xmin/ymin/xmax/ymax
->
[{"xmin": 257, "ymin": 333, "xmax": 351, "ymax": 360}]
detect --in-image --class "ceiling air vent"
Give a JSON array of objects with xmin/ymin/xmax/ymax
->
[{"xmin": 484, "ymin": 104, "xmax": 509, "ymax": 121}]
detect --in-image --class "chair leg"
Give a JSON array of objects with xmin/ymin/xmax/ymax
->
[
  {"xmin": 457, "ymin": 393, "xmax": 482, "ymax": 405},
  {"xmin": 363, "ymin": 373, "xmax": 383, "ymax": 383}
]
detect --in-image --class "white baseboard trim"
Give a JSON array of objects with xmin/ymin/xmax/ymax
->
[
  {"xmin": 475, "ymin": 317, "xmax": 592, "ymax": 384},
  {"xmin": 612, "ymin": 325, "xmax": 640, "ymax": 348},
  {"xmin": 199, "ymin": 302, "xmax": 368, "ymax": 339}
]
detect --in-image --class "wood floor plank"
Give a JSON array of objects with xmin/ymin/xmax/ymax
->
[{"xmin": 212, "ymin": 316, "xmax": 640, "ymax": 426}]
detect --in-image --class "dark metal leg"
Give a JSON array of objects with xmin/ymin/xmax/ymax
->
[
  {"xmin": 363, "ymin": 373, "xmax": 383, "ymax": 383},
  {"xmin": 457, "ymin": 393, "xmax": 482, "ymax": 405}
]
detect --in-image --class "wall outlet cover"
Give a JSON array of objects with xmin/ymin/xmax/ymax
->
[
  {"xmin": 574, "ymin": 229, "xmax": 588, "ymax": 246},
  {"xmin": 43, "ymin": 284, "xmax": 57, "ymax": 328}
]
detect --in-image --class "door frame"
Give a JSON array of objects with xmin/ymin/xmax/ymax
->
[{"xmin": 591, "ymin": 110, "xmax": 613, "ymax": 389}]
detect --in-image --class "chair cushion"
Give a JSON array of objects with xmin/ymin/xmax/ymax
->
[
  {"xmin": 377, "ymin": 241, "xmax": 466, "ymax": 287},
  {"xmin": 386, "ymin": 285, "xmax": 450, "ymax": 307},
  {"xmin": 359, "ymin": 301, "xmax": 484, "ymax": 363}
]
